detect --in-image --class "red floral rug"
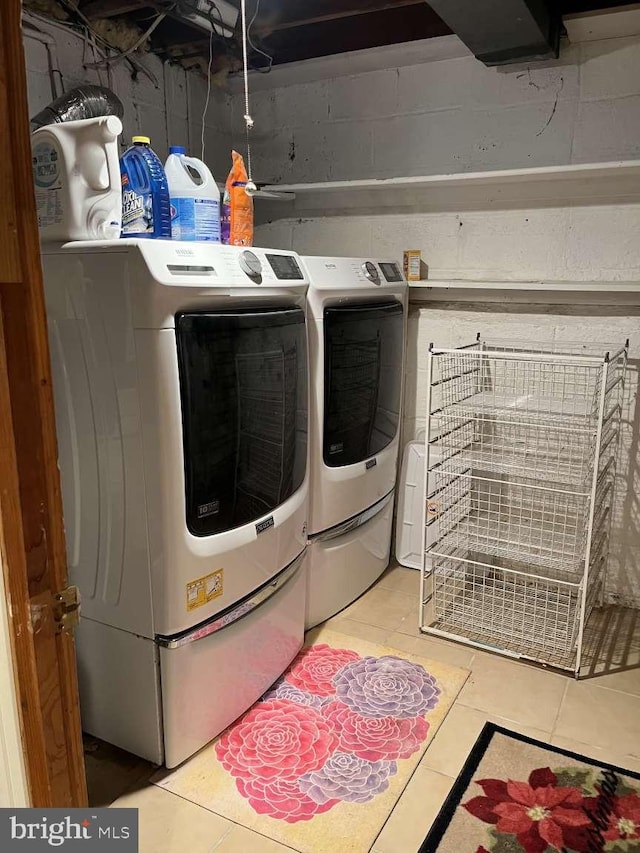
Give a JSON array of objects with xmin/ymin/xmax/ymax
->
[
  {"xmin": 420, "ymin": 723, "xmax": 640, "ymax": 853},
  {"xmin": 154, "ymin": 628, "xmax": 469, "ymax": 853}
]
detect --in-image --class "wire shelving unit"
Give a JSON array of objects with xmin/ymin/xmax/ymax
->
[{"xmin": 420, "ymin": 336, "xmax": 627, "ymax": 675}]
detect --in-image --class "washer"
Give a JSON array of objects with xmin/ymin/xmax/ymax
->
[
  {"xmin": 42, "ymin": 240, "xmax": 310, "ymax": 767},
  {"xmin": 300, "ymin": 256, "xmax": 407, "ymax": 628}
]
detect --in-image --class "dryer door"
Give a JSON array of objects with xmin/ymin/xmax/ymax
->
[
  {"xmin": 324, "ymin": 301, "xmax": 403, "ymax": 467},
  {"xmin": 176, "ymin": 307, "xmax": 307, "ymax": 536}
]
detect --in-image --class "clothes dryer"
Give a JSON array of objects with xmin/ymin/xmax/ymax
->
[
  {"xmin": 42, "ymin": 240, "xmax": 309, "ymax": 766},
  {"xmin": 300, "ymin": 256, "xmax": 407, "ymax": 628}
]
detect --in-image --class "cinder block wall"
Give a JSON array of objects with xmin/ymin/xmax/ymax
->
[
  {"xmin": 23, "ymin": 13, "xmax": 233, "ymax": 179},
  {"xmin": 234, "ymin": 35, "xmax": 640, "ymax": 184},
  {"xmin": 243, "ymin": 31, "xmax": 640, "ymax": 604}
]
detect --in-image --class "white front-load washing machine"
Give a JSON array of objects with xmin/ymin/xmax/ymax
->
[
  {"xmin": 300, "ymin": 256, "xmax": 407, "ymax": 628},
  {"xmin": 42, "ymin": 240, "xmax": 310, "ymax": 767}
]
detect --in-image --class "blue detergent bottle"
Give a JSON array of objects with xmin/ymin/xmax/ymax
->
[{"xmin": 120, "ymin": 135, "xmax": 171, "ymax": 238}]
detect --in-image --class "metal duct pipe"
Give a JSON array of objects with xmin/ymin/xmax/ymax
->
[
  {"xmin": 426, "ymin": 0, "xmax": 561, "ymax": 66},
  {"xmin": 30, "ymin": 85, "xmax": 124, "ymax": 131}
]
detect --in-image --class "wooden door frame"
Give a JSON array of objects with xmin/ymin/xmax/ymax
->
[{"xmin": 0, "ymin": 0, "xmax": 87, "ymax": 807}]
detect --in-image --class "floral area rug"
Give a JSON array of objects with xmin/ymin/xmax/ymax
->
[
  {"xmin": 420, "ymin": 723, "xmax": 640, "ymax": 853},
  {"xmin": 154, "ymin": 628, "xmax": 469, "ymax": 852}
]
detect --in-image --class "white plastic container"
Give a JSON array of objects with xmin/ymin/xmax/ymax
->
[
  {"xmin": 164, "ymin": 146, "xmax": 221, "ymax": 242},
  {"xmin": 395, "ymin": 442, "xmax": 445, "ymax": 571},
  {"xmin": 395, "ymin": 441, "xmax": 471, "ymax": 572},
  {"xmin": 31, "ymin": 115, "xmax": 122, "ymax": 242},
  {"xmin": 395, "ymin": 441, "xmax": 428, "ymax": 570}
]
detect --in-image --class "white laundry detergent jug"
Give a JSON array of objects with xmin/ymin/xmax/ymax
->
[
  {"xmin": 31, "ymin": 115, "xmax": 123, "ymax": 242},
  {"xmin": 164, "ymin": 146, "xmax": 221, "ymax": 242}
]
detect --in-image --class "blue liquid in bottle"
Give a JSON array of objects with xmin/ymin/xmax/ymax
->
[{"xmin": 120, "ymin": 136, "xmax": 171, "ymax": 239}]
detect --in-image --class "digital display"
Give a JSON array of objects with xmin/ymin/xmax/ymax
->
[
  {"xmin": 266, "ymin": 254, "xmax": 304, "ymax": 280},
  {"xmin": 379, "ymin": 262, "xmax": 402, "ymax": 282}
]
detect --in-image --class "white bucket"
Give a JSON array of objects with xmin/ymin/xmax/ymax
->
[{"xmin": 32, "ymin": 115, "xmax": 123, "ymax": 242}]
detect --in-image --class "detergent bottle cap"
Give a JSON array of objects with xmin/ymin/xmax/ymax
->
[
  {"xmin": 169, "ymin": 145, "xmax": 186, "ymax": 155},
  {"xmin": 132, "ymin": 135, "xmax": 150, "ymax": 144}
]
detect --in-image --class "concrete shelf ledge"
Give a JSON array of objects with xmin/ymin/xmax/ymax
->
[
  {"xmin": 410, "ymin": 280, "xmax": 640, "ymax": 292},
  {"xmin": 408, "ymin": 279, "xmax": 640, "ymax": 305},
  {"xmin": 261, "ymin": 161, "xmax": 640, "ymax": 215}
]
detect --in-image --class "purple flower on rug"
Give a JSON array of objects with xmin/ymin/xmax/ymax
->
[
  {"xmin": 299, "ymin": 752, "xmax": 398, "ymax": 804},
  {"xmin": 333, "ymin": 656, "xmax": 441, "ymax": 719},
  {"xmin": 261, "ymin": 679, "xmax": 326, "ymax": 709}
]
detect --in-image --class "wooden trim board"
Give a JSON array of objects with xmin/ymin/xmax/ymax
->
[{"xmin": 0, "ymin": 0, "xmax": 87, "ymax": 807}]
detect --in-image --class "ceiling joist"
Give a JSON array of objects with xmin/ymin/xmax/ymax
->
[
  {"xmin": 254, "ymin": 0, "xmax": 425, "ymax": 35},
  {"xmin": 82, "ymin": 0, "xmax": 148, "ymax": 19}
]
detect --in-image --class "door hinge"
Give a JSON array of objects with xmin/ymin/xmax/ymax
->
[{"xmin": 53, "ymin": 586, "xmax": 80, "ymax": 634}]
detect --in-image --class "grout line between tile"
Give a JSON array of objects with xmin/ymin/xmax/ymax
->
[
  {"xmin": 208, "ymin": 822, "xmax": 236, "ymax": 852},
  {"xmin": 549, "ymin": 678, "xmax": 569, "ymax": 740},
  {"xmin": 370, "ymin": 763, "xmax": 455, "ymax": 852},
  {"xmin": 574, "ymin": 678, "xmax": 640, "ymax": 700},
  {"xmin": 147, "ymin": 780, "xmax": 232, "ymax": 824},
  {"xmin": 453, "ymin": 700, "xmax": 556, "ymax": 736}
]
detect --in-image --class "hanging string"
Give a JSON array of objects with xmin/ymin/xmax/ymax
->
[{"xmin": 240, "ymin": 0, "xmax": 256, "ymax": 190}]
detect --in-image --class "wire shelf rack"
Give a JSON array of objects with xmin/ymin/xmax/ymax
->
[{"xmin": 420, "ymin": 337, "xmax": 627, "ymax": 675}]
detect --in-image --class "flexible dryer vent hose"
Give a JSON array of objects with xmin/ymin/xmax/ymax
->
[{"xmin": 30, "ymin": 84, "xmax": 124, "ymax": 130}]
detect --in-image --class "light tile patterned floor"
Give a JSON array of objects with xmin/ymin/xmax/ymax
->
[{"xmin": 96, "ymin": 561, "xmax": 640, "ymax": 853}]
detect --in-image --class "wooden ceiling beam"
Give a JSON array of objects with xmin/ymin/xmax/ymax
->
[
  {"xmin": 81, "ymin": 0, "xmax": 148, "ymax": 20},
  {"xmin": 255, "ymin": 0, "xmax": 425, "ymax": 35}
]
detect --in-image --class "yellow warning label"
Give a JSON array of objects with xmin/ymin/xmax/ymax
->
[
  {"xmin": 186, "ymin": 569, "xmax": 224, "ymax": 612},
  {"xmin": 426, "ymin": 500, "xmax": 440, "ymax": 518}
]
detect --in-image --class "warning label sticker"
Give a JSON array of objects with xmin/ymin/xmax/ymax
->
[
  {"xmin": 186, "ymin": 569, "xmax": 224, "ymax": 611},
  {"xmin": 426, "ymin": 500, "xmax": 440, "ymax": 518}
]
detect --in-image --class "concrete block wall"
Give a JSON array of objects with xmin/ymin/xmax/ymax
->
[
  {"xmin": 249, "ymin": 30, "xmax": 640, "ymax": 604},
  {"xmin": 256, "ymin": 204, "xmax": 640, "ymax": 282},
  {"xmin": 235, "ymin": 34, "xmax": 640, "ymax": 184},
  {"xmin": 23, "ymin": 15, "xmax": 233, "ymax": 180}
]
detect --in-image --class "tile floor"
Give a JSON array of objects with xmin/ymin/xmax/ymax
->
[{"xmin": 92, "ymin": 562, "xmax": 640, "ymax": 853}]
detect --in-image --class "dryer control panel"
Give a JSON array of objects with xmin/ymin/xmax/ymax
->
[{"xmin": 300, "ymin": 256, "xmax": 406, "ymax": 289}]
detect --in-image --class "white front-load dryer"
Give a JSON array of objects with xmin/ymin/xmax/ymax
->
[
  {"xmin": 42, "ymin": 240, "xmax": 310, "ymax": 766},
  {"xmin": 300, "ymin": 256, "xmax": 407, "ymax": 628}
]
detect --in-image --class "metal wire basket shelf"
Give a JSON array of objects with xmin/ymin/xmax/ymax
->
[{"xmin": 420, "ymin": 337, "xmax": 627, "ymax": 675}]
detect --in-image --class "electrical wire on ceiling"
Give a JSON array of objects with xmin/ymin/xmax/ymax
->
[
  {"xmin": 25, "ymin": 6, "xmax": 159, "ymax": 86},
  {"xmin": 247, "ymin": 0, "xmax": 273, "ymax": 73},
  {"xmin": 22, "ymin": 17, "xmax": 65, "ymax": 99},
  {"xmin": 200, "ymin": 5, "xmax": 218, "ymax": 160},
  {"xmin": 83, "ymin": 6, "xmax": 173, "ymax": 70}
]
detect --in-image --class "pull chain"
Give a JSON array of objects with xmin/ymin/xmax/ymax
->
[{"xmin": 240, "ymin": 0, "xmax": 256, "ymax": 192}]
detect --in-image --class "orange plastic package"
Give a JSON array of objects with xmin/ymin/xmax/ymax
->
[{"xmin": 221, "ymin": 150, "xmax": 253, "ymax": 246}]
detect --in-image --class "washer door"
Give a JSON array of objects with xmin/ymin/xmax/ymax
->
[
  {"xmin": 176, "ymin": 307, "xmax": 307, "ymax": 536},
  {"xmin": 323, "ymin": 301, "xmax": 403, "ymax": 468}
]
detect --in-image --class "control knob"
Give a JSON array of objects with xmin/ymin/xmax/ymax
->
[
  {"xmin": 362, "ymin": 261, "xmax": 381, "ymax": 284},
  {"xmin": 239, "ymin": 250, "xmax": 262, "ymax": 282}
]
